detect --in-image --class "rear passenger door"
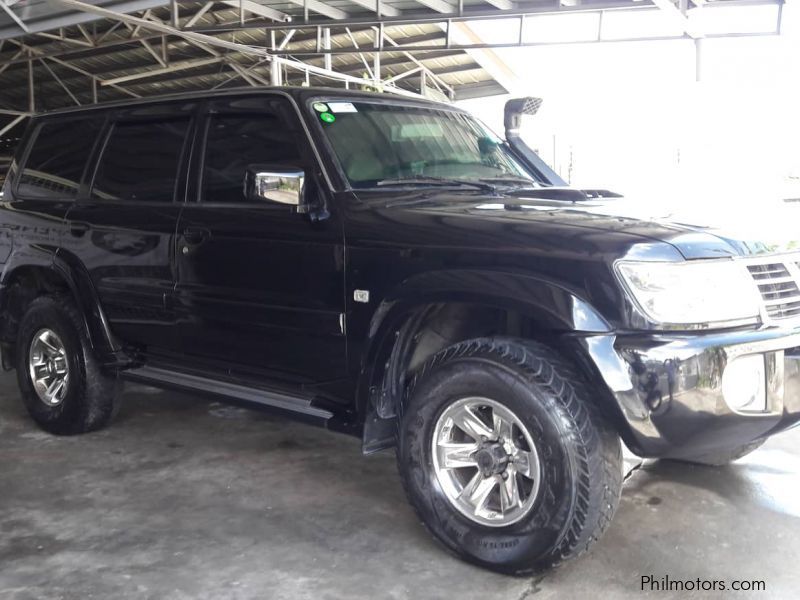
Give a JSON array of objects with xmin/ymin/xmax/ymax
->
[
  {"xmin": 4, "ymin": 117, "xmax": 104, "ymax": 262},
  {"xmin": 62, "ymin": 102, "xmax": 196, "ymax": 354},
  {"xmin": 174, "ymin": 95, "xmax": 347, "ymax": 386}
]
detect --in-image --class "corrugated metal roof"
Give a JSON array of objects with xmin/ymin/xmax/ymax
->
[{"xmin": 0, "ymin": 0, "xmax": 784, "ymax": 135}]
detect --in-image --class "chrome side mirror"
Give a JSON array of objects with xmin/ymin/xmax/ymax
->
[{"xmin": 244, "ymin": 165, "xmax": 306, "ymax": 210}]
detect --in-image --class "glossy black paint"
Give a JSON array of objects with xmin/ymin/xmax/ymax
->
[
  {"xmin": 1, "ymin": 87, "xmax": 799, "ymax": 459},
  {"xmin": 572, "ymin": 329, "xmax": 800, "ymax": 459}
]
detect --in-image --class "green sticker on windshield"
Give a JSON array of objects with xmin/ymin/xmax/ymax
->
[
  {"xmin": 313, "ymin": 102, "xmax": 329, "ymax": 113},
  {"xmin": 320, "ymin": 112, "xmax": 336, "ymax": 124}
]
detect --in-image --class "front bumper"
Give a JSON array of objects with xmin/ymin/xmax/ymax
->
[{"xmin": 577, "ymin": 326, "xmax": 800, "ymax": 460}]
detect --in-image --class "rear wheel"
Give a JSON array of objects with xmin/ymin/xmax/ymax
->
[
  {"xmin": 16, "ymin": 295, "xmax": 121, "ymax": 435},
  {"xmin": 397, "ymin": 337, "xmax": 622, "ymax": 575}
]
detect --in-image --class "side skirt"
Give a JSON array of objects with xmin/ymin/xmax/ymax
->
[{"xmin": 121, "ymin": 365, "xmax": 334, "ymax": 425}]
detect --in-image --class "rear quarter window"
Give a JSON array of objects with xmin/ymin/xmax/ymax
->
[{"xmin": 18, "ymin": 118, "xmax": 102, "ymax": 199}]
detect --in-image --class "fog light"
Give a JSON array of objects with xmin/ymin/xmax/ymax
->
[{"xmin": 722, "ymin": 354, "xmax": 767, "ymax": 413}]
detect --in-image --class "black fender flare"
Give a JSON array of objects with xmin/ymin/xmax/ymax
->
[
  {"xmin": 0, "ymin": 245, "xmax": 121, "ymax": 362},
  {"xmin": 358, "ymin": 269, "xmax": 611, "ymax": 451}
]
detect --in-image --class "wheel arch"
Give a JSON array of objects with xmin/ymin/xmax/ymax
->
[
  {"xmin": 0, "ymin": 248, "xmax": 121, "ymax": 365},
  {"xmin": 358, "ymin": 269, "xmax": 615, "ymax": 452}
]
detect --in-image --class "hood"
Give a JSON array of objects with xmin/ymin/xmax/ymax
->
[
  {"xmin": 356, "ymin": 188, "xmax": 800, "ymax": 260},
  {"xmin": 555, "ymin": 194, "xmax": 800, "ymax": 259}
]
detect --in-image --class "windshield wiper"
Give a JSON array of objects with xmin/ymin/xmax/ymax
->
[
  {"xmin": 375, "ymin": 176, "xmax": 496, "ymax": 193},
  {"xmin": 477, "ymin": 175, "xmax": 539, "ymax": 188}
]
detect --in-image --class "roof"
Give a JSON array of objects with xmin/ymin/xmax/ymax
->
[{"xmin": 32, "ymin": 84, "xmax": 457, "ymax": 118}]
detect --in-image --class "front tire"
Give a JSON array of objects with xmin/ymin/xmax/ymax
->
[
  {"xmin": 397, "ymin": 338, "xmax": 622, "ymax": 575},
  {"xmin": 16, "ymin": 295, "xmax": 121, "ymax": 435}
]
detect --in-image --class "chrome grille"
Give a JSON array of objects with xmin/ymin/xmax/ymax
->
[{"xmin": 747, "ymin": 260, "xmax": 800, "ymax": 320}]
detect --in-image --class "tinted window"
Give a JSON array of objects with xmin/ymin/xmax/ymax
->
[
  {"xmin": 18, "ymin": 118, "xmax": 102, "ymax": 199},
  {"xmin": 92, "ymin": 119, "xmax": 189, "ymax": 203},
  {"xmin": 202, "ymin": 113, "xmax": 301, "ymax": 203},
  {"xmin": 314, "ymin": 100, "xmax": 533, "ymax": 188}
]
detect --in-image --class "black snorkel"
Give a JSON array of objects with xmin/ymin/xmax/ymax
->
[{"xmin": 504, "ymin": 97, "xmax": 567, "ymax": 187}]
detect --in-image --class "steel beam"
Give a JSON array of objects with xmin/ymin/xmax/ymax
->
[
  {"xmin": 0, "ymin": 47, "xmax": 23, "ymax": 74},
  {"xmin": 381, "ymin": 31, "xmax": 455, "ymax": 96},
  {"xmin": 220, "ymin": 0, "xmax": 290, "ymax": 23},
  {"xmin": 0, "ymin": 0, "xmax": 169, "ymax": 41},
  {"xmin": 284, "ymin": 0, "xmax": 348, "ymax": 20},
  {"xmin": 100, "ymin": 56, "xmax": 223, "ymax": 86},
  {"xmin": 0, "ymin": 108, "xmax": 30, "ymax": 116},
  {"xmin": 187, "ymin": 0, "xmax": 779, "ymax": 33},
  {"xmin": 283, "ymin": 28, "xmax": 782, "ymax": 54},
  {"xmin": 450, "ymin": 21, "xmax": 521, "ymax": 93},
  {"xmin": 140, "ymin": 38, "xmax": 167, "ymax": 66},
  {"xmin": 184, "ymin": 2, "xmax": 215, "ymax": 28},
  {"xmin": 0, "ymin": 0, "xmax": 29, "ymax": 33},
  {"xmin": 0, "ymin": 113, "xmax": 27, "ymax": 137},
  {"xmin": 37, "ymin": 30, "xmax": 94, "ymax": 48},
  {"xmin": 52, "ymin": 0, "xmax": 267, "ymax": 57},
  {"xmin": 482, "ymin": 0, "xmax": 513, "ymax": 8},
  {"xmin": 651, "ymin": 0, "xmax": 704, "ymax": 38},
  {"xmin": 27, "ymin": 58, "xmax": 33, "ymax": 112},
  {"xmin": 347, "ymin": 0, "xmax": 401, "ymax": 17},
  {"xmin": 413, "ymin": 0, "xmax": 456, "ymax": 13},
  {"xmin": 38, "ymin": 58, "xmax": 81, "ymax": 105},
  {"xmin": 408, "ymin": 0, "xmax": 522, "ymax": 95}
]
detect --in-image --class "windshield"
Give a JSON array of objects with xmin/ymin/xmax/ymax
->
[{"xmin": 311, "ymin": 99, "xmax": 536, "ymax": 189}]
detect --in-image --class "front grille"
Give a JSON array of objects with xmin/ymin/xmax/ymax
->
[{"xmin": 747, "ymin": 259, "xmax": 800, "ymax": 320}]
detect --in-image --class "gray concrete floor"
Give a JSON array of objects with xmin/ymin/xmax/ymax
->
[{"xmin": 1, "ymin": 371, "xmax": 799, "ymax": 600}]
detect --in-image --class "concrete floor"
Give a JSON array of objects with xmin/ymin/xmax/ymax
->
[{"xmin": 1, "ymin": 372, "xmax": 799, "ymax": 600}]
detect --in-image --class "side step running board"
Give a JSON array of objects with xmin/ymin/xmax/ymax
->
[{"xmin": 122, "ymin": 366, "xmax": 333, "ymax": 420}]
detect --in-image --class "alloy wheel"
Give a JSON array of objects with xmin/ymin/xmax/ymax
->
[
  {"xmin": 28, "ymin": 328, "xmax": 70, "ymax": 406},
  {"xmin": 431, "ymin": 397, "xmax": 541, "ymax": 527}
]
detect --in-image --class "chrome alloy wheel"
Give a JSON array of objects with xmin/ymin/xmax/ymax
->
[
  {"xmin": 28, "ymin": 328, "xmax": 70, "ymax": 407},
  {"xmin": 432, "ymin": 397, "xmax": 541, "ymax": 527}
]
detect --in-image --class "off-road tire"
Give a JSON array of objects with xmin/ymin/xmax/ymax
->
[
  {"xmin": 16, "ymin": 295, "xmax": 121, "ymax": 435},
  {"xmin": 396, "ymin": 337, "xmax": 622, "ymax": 575}
]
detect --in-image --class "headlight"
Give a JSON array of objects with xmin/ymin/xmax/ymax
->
[{"xmin": 616, "ymin": 260, "xmax": 761, "ymax": 326}]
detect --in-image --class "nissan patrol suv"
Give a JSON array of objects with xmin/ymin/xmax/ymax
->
[{"xmin": 1, "ymin": 88, "xmax": 799, "ymax": 575}]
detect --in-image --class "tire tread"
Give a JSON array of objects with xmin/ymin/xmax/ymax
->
[{"xmin": 396, "ymin": 337, "xmax": 622, "ymax": 575}]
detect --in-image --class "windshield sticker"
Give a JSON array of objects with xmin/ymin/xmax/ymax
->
[
  {"xmin": 320, "ymin": 112, "xmax": 336, "ymax": 123},
  {"xmin": 328, "ymin": 102, "xmax": 358, "ymax": 113},
  {"xmin": 312, "ymin": 102, "xmax": 329, "ymax": 113}
]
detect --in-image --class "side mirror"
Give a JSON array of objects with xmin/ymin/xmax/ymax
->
[{"xmin": 244, "ymin": 165, "xmax": 306, "ymax": 211}]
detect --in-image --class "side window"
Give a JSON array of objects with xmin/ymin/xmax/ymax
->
[
  {"xmin": 202, "ymin": 113, "xmax": 302, "ymax": 204},
  {"xmin": 91, "ymin": 119, "xmax": 189, "ymax": 203},
  {"xmin": 18, "ymin": 118, "xmax": 102, "ymax": 199}
]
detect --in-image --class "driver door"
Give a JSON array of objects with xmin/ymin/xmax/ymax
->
[{"xmin": 173, "ymin": 95, "xmax": 347, "ymax": 387}]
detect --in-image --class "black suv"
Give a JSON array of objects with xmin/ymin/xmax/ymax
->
[{"xmin": 1, "ymin": 87, "xmax": 799, "ymax": 575}]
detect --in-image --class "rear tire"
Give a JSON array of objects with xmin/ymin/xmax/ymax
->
[
  {"xmin": 16, "ymin": 295, "xmax": 121, "ymax": 435},
  {"xmin": 396, "ymin": 337, "xmax": 622, "ymax": 575}
]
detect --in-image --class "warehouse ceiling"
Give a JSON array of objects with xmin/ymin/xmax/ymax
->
[{"xmin": 0, "ymin": 0, "xmax": 786, "ymax": 138}]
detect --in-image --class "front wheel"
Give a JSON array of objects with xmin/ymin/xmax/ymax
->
[{"xmin": 397, "ymin": 338, "xmax": 622, "ymax": 575}]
